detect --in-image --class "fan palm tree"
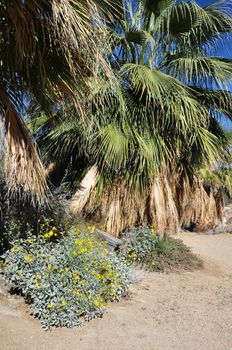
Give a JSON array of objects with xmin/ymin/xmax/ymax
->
[
  {"xmin": 0, "ymin": 0, "xmax": 122, "ymax": 204},
  {"xmin": 35, "ymin": 0, "xmax": 232, "ymax": 235}
]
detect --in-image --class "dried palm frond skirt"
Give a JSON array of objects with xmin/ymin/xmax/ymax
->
[{"xmin": 69, "ymin": 167, "xmax": 224, "ymax": 237}]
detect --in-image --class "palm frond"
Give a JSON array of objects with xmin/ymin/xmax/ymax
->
[
  {"xmin": 191, "ymin": 87, "xmax": 232, "ymax": 121},
  {"xmin": 165, "ymin": 56, "xmax": 232, "ymax": 87},
  {"xmin": 0, "ymin": 88, "xmax": 48, "ymax": 205}
]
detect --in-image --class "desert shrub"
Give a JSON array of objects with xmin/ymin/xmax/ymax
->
[
  {"xmin": 3, "ymin": 225, "xmax": 130, "ymax": 328},
  {"xmin": 0, "ymin": 183, "xmax": 70, "ymax": 255},
  {"xmin": 120, "ymin": 227, "xmax": 202, "ymax": 272}
]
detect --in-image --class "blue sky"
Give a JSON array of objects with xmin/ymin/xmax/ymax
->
[
  {"xmin": 196, "ymin": 0, "xmax": 213, "ymax": 5},
  {"xmin": 197, "ymin": 0, "xmax": 232, "ymax": 130}
]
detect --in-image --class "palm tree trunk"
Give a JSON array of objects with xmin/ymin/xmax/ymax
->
[
  {"xmin": 69, "ymin": 165, "xmax": 99, "ymax": 215},
  {"xmin": 69, "ymin": 169, "xmax": 224, "ymax": 237}
]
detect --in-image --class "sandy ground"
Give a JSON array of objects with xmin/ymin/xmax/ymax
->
[{"xmin": 0, "ymin": 232, "xmax": 232, "ymax": 350}]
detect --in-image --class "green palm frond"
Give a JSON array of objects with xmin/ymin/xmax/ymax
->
[
  {"xmin": 33, "ymin": 0, "xmax": 232, "ymax": 200},
  {"xmin": 191, "ymin": 88, "xmax": 232, "ymax": 121},
  {"xmin": 165, "ymin": 56, "xmax": 232, "ymax": 87},
  {"xmin": 93, "ymin": 123, "xmax": 129, "ymax": 170},
  {"xmin": 119, "ymin": 63, "xmax": 204, "ymax": 132}
]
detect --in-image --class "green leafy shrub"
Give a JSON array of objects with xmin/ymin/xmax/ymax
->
[
  {"xmin": 3, "ymin": 225, "xmax": 130, "ymax": 328},
  {"xmin": 120, "ymin": 227, "xmax": 202, "ymax": 272}
]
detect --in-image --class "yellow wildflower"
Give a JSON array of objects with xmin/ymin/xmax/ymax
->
[
  {"xmin": 47, "ymin": 303, "xmax": 53, "ymax": 310},
  {"xmin": 93, "ymin": 299, "xmax": 102, "ymax": 308},
  {"xmin": 35, "ymin": 282, "xmax": 40, "ymax": 287},
  {"xmin": 35, "ymin": 274, "xmax": 40, "ymax": 279},
  {"xmin": 76, "ymin": 228, "xmax": 80, "ymax": 234},
  {"xmin": 75, "ymin": 239, "xmax": 83, "ymax": 246},
  {"xmin": 73, "ymin": 275, "xmax": 79, "ymax": 283},
  {"xmin": 130, "ymin": 252, "xmax": 137, "ymax": 260},
  {"xmin": 47, "ymin": 265, "xmax": 52, "ymax": 271},
  {"xmin": 11, "ymin": 246, "xmax": 19, "ymax": 253},
  {"xmin": 48, "ymin": 230, "xmax": 54, "ymax": 237},
  {"xmin": 93, "ymin": 300, "xmax": 99, "ymax": 307},
  {"xmin": 61, "ymin": 301, "xmax": 68, "ymax": 306},
  {"xmin": 96, "ymin": 273, "xmax": 102, "ymax": 280},
  {"xmin": 25, "ymin": 255, "xmax": 33, "ymax": 263}
]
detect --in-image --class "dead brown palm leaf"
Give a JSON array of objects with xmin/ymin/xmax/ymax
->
[
  {"xmin": 0, "ymin": 89, "xmax": 48, "ymax": 205},
  {"xmin": 0, "ymin": 0, "xmax": 122, "ymax": 202}
]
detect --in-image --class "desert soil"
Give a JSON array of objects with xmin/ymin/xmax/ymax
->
[{"xmin": 0, "ymin": 232, "xmax": 232, "ymax": 350}]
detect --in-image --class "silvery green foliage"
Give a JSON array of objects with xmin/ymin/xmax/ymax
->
[
  {"xmin": 3, "ymin": 226, "xmax": 131, "ymax": 329},
  {"xmin": 120, "ymin": 226, "xmax": 201, "ymax": 272},
  {"xmin": 120, "ymin": 226, "xmax": 160, "ymax": 263}
]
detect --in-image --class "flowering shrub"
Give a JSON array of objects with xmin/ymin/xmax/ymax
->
[
  {"xmin": 3, "ymin": 225, "xmax": 130, "ymax": 328},
  {"xmin": 120, "ymin": 227, "xmax": 202, "ymax": 272}
]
